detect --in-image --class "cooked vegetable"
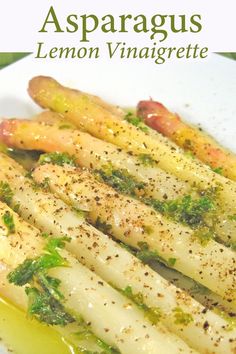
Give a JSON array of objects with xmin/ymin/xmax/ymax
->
[
  {"xmin": 2, "ymin": 120, "xmax": 235, "ymax": 244},
  {"xmin": 1, "ymin": 201, "xmax": 187, "ymax": 354},
  {"xmin": 137, "ymin": 100, "xmax": 236, "ymax": 181},
  {"xmin": 0, "ymin": 119, "xmax": 190, "ymax": 202},
  {"xmin": 0, "ymin": 153, "xmax": 234, "ymax": 353},
  {"xmin": 96, "ymin": 164, "xmax": 217, "ymax": 232},
  {"xmin": 8, "ymin": 235, "xmax": 75, "ymax": 326},
  {"xmin": 144, "ymin": 194, "xmax": 215, "ymax": 229},
  {"xmin": 0, "ymin": 270, "xmax": 114, "ymax": 354},
  {"xmin": 31, "ymin": 163, "xmax": 236, "ymax": 304},
  {"xmin": 0, "ymin": 75, "xmax": 235, "ymax": 353},
  {"xmin": 26, "ymin": 76, "xmax": 236, "ymax": 244},
  {"xmin": 26, "ymin": 77, "xmax": 234, "ymax": 191}
]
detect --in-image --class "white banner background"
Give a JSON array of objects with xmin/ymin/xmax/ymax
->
[{"xmin": 0, "ymin": 0, "xmax": 235, "ymax": 52}]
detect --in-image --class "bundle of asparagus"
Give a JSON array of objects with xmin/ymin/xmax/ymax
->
[{"xmin": 0, "ymin": 76, "xmax": 235, "ymax": 354}]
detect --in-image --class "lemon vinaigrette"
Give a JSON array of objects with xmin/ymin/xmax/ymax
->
[{"xmin": 0, "ymin": 296, "xmax": 77, "ymax": 354}]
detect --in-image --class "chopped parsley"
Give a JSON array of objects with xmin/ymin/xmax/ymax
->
[
  {"xmin": 95, "ymin": 165, "xmax": 146, "ymax": 197},
  {"xmin": 25, "ymin": 285, "xmax": 73, "ymax": 326},
  {"xmin": 59, "ymin": 124, "xmax": 74, "ymax": 130},
  {"xmin": 192, "ymin": 227, "xmax": 214, "ymax": 246},
  {"xmin": 2, "ymin": 210, "xmax": 15, "ymax": 235},
  {"xmin": 41, "ymin": 232, "xmax": 50, "ymax": 238},
  {"xmin": 228, "ymin": 214, "xmax": 236, "ymax": 221},
  {"xmin": 39, "ymin": 152, "xmax": 77, "ymax": 167},
  {"xmin": 138, "ymin": 154, "xmax": 156, "ymax": 167},
  {"xmin": 97, "ymin": 164, "xmax": 216, "ymax": 247},
  {"xmin": 8, "ymin": 236, "xmax": 74, "ymax": 326},
  {"xmin": 8, "ymin": 235, "xmax": 119, "ymax": 350},
  {"xmin": 212, "ymin": 166, "xmax": 223, "ymax": 175},
  {"xmin": 145, "ymin": 194, "xmax": 215, "ymax": 229},
  {"xmin": 120, "ymin": 285, "xmax": 162, "ymax": 325},
  {"xmin": 142, "ymin": 225, "xmax": 154, "ymax": 235},
  {"xmin": 95, "ymin": 162, "xmax": 216, "ymax": 240},
  {"xmin": 8, "ymin": 237, "xmax": 69, "ymax": 286},
  {"xmin": 0, "ymin": 181, "xmax": 13, "ymax": 205},
  {"xmin": 168, "ymin": 258, "xmax": 177, "ymax": 266},
  {"xmin": 124, "ymin": 112, "xmax": 149, "ymax": 133},
  {"xmin": 12, "ymin": 203, "xmax": 21, "ymax": 213},
  {"xmin": 95, "ymin": 217, "xmax": 112, "ymax": 235},
  {"xmin": 96, "ymin": 163, "xmax": 216, "ymax": 235},
  {"xmin": 38, "ymin": 177, "xmax": 51, "ymax": 191},
  {"xmin": 173, "ymin": 307, "xmax": 193, "ymax": 326},
  {"xmin": 73, "ymin": 207, "xmax": 88, "ymax": 219},
  {"xmin": 136, "ymin": 242, "xmax": 177, "ymax": 268},
  {"xmin": 184, "ymin": 151, "xmax": 195, "ymax": 159}
]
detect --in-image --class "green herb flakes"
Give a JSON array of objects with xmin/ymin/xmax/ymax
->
[
  {"xmin": 168, "ymin": 258, "xmax": 177, "ymax": 266},
  {"xmin": 0, "ymin": 181, "xmax": 13, "ymax": 205},
  {"xmin": 145, "ymin": 194, "xmax": 215, "ymax": 229},
  {"xmin": 124, "ymin": 112, "xmax": 149, "ymax": 133},
  {"xmin": 38, "ymin": 177, "xmax": 51, "ymax": 191},
  {"xmin": 2, "ymin": 210, "xmax": 15, "ymax": 235},
  {"xmin": 25, "ymin": 286, "xmax": 74, "ymax": 326},
  {"xmin": 138, "ymin": 154, "xmax": 156, "ymax": 167},
  {"xmin": 173, "ymin": 307, "xmax": 193, "ymax": 326},
  {"xmin": 39, "ymin": 152, "xmax": 77, "ymax": 167},
  {"xmin": 121, "ymin": 285, "xmax": 162, "ymax": 325},
  {"xmin": 73, "ymin": 207, "xmax": 88, "ymax": 219},
  {"xmin": 142, "ymin": 225, "xmax": 154, "ymax": 235},
  {"xmin": 193, "ymin": 227, "xmax": 214, "ymax": 246},
  {"xmin": 59, "ymin": 124, "xmax": 73, "ymax": 130},
  {"xmin": 212, "ymin": 167, "xmax": 223, "ymax": 175},
  {"xmin": 7, "ymin": 236, "xmax": 73, "ymax": 326},
  {"xmin": 228, "ymin": 214, "xmax": 236, "ymax": 221},
  {"xmin": 96, "ymin": 165, "xmax": 146, "ymax": 197},
  {"xmin": 136, "ymin": 242, "xmax": 176, "ymax": 267}
]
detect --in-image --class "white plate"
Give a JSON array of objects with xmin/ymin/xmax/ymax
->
[{"xmin": 0, "ymin": 53, "xmax": 235, "ymax": 353}]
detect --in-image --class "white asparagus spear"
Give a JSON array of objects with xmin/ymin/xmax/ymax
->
[
  {"xmin": 31, "ymin": 163, "xmax": 236, "ymax": 303},
  {"xmin": 0, "ymin": 201, "xmax": 192, "ymax": 354},
  {"xmin": 0, "ymin": 154, "xmax": 235, "ymax": 353}
]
